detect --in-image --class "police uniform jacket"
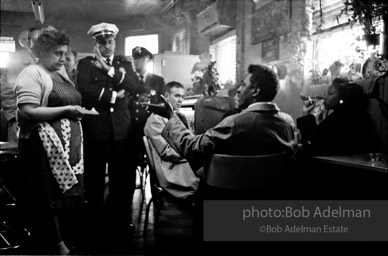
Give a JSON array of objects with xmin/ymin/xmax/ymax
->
[
  {"xmin": 130, "ymin": 73, "xmax": 165, "ymax": 136},
  {"xmin": 77, "ymin": 56, "xmax": 139, "ymax": 141}
]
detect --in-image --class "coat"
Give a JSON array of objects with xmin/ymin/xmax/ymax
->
[
  {"xmin": 161, "ymin": 102, "xmax": 296, "ymax": 163},
  {"xmin": 144, "ymin": 113, "xmax": 199, "ymax": 199},
  {"xmin": 296, "ymin": 109, "xmax": 377, "ymax": 156},
  {"xmin": 77, "ymin": 56, "xmax": 139, "ymax": 141}
]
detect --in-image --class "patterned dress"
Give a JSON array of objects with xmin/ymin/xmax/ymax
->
[{"xmin": 18, "ymin": 72, "xmax": 84, "ymax": 210}]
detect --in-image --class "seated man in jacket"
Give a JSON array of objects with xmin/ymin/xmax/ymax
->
[
  {"xmin": 144, "ymin": 81, "xmax": 200, "ymax": 201},
  {"xmin": 149, "ymin": 64, "xmax": 295, "ymax": 163}
]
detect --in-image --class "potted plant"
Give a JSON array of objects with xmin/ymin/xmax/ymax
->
[{"xmin": 336, "ymin": 0, "xmax": 387, "ymax": 48}]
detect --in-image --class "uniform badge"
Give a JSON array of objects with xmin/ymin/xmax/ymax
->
[{"xmin": 150, "ymin": 90, "xmax": 156, "ymax": 96}]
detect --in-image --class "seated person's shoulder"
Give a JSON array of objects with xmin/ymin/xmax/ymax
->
[
  {"xmin": 278, "ymin": 112, "xmax": 295, "ymax": 126},
  {"xmin": 146, "ymin": 113, "xmax": 166, "ymax": 126},
  {"xmin": 218, "ymin": 110, "xmax": 246, "ymax": 126}
]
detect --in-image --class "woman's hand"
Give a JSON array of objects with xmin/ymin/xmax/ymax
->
[
  {"xmin": 302, "ymin": 99, "xmax": 315, "ymax": 116},
  {"xmin": 65, "ymin": 105, "xmax": 85, "ymax": 121}
]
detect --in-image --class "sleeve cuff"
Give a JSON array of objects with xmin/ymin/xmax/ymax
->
[
  {"xmin": 107, "ymin": 67, "xmax": 115, "ymax": 77},
  {"xmin": 110, "ymin": 90, "xmax": 117, "ymax": 104}
]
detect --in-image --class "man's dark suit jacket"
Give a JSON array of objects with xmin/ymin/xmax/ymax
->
[{"xmin": 77, "ymin": 56, "xmax": 139, "ymax": 141}]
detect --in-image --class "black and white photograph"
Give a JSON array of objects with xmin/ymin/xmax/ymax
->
[{"xmin": 1, "ymin": 0, "xmax": 387, "ymax": 255}]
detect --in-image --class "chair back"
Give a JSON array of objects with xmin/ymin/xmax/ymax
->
[
  {"xmin": 204, "ymin": 152, "xmax": 288, "ymax": 190},
  {"xmin": 143, "ymin": 136, "xmax": 163, "ymax": 195}
]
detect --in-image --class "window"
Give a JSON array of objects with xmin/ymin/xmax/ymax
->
[
  {"xmin": 308, "ymin": 0, "xmax": 382, "ymax": 84},
  {"xmin": 125, "ymin": 34, "xmax": 159, "ymax": 56},
  {"xmin": 0, "ymin": 37, "xmax": 15, "ymax": 68},
  {"xmin": 209, "ymin": 32, "xmax": 237, "ymax": 85}
]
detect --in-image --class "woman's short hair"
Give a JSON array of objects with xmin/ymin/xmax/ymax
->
[
  {"xmin": 248, "ymin": 64, "xmax": 279, "ymax": 102},
  {"xmin": 332, "ymin": 77, "xmax": 367, "ymax": 111},
  {"xmin": 30, "ymin": 26, "xmax": 70, "ymax": 58}
]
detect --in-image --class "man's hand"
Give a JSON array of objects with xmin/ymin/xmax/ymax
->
[
  {"xmin": 116, "ymin": 89, "xmax": 126, "ymax": 99},
  {"xmin": 144, "ymin": 95, "xmax": 174, "ymax": 119},
  {"xmin": 92, "ymin": 47, "xmax": 110, "ymax": 72}
]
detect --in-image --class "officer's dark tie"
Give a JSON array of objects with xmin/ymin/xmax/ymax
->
[
  {"xmin": 105, "ymin": 58, "xmax": 111, "ymax": 66},
  {"xmin": 139, "ymin": 75, "xmax": 145, "ymax": 86}
]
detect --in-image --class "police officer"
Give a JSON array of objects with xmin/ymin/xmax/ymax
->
[
  {"xmin": 77, "ymin": 22, "xmax": 139, "ymax": 235},
  {"xmin": 130, "ymin": 46, "xmax": 165, "ymax": 166}
]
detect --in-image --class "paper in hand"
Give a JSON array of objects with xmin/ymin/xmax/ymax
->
[{"xmin": 79, "ymin": 107, "xmax": 99, "ymax": 115}]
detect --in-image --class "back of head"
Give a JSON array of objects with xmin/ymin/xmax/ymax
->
[
  {"xmin": 30, "ymin": 26, "xmax": 69, "ymax": 58},
  {"xmin": 248, "ymin": 64, "xmax": 279, "ymax": 102}
]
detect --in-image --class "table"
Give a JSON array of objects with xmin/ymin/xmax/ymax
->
[{"xmin": 313, "ymin": 153, "xmax": 387, "ymax": 174}]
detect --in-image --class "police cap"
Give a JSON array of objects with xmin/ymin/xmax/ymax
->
[{"xmin": 132, "ymin": 46, "xmax": 153, "ymax": 60}]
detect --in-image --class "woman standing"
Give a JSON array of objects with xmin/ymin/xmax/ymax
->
[{"xmin": 14, "ymin": 26, "xmax": 85, "ymax": 254}]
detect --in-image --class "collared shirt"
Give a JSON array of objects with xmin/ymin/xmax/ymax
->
[
  {"xmin": 245, "ymin": 102, "xmax": 280, "ymax": 112},
  {"xmin": 136, "ymin": 72, "xmax": 148, "ymax": 83},
  {"xmin": 102, "ymin": 55, "xmax": 114, "ymax": 65}
]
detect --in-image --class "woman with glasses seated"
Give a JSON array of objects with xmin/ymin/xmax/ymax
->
[{"xmin": 297, "ymin": 77, "xmax": 377, "ymax": 156}]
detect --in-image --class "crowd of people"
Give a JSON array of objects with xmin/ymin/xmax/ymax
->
[{"xmin": 0, "ymin": 22, "xmax": 380, "ymax": 254}]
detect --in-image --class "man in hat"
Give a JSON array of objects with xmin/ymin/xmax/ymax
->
[
  {"xmin": 130, "ymin": 46, "xmax": 165, "ymax": 167},
  {"xmin": 77, "ymin": 22, "xmax": 139, "ymax": 235}
]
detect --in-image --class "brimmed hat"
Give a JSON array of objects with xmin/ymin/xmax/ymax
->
[
  {"xmin": 132, "ymin": 46, "xmax": 153, "ymax": 59},
  {"xmin": 87, "ymin": 22, "xmax": 119, "ymax": 40}
]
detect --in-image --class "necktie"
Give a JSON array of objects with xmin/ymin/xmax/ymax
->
[
  {"xmin": 139, "ymin": 75, "xmax": 145, "ymax": 86},
  {"xmin": 105, "ymin": 58, "xmax": 111, "ymax": 66}
]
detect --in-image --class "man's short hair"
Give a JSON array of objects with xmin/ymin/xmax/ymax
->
[
  {"xmin": 165, "ymin": 81, "xmax": 184, "ymax": 94},
  {"xmin": 248, "ymin": 64, "xmax": 279, "ymax": 102}
]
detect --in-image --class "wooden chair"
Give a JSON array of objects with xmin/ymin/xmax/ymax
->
[{"xmin": 203, "ymin": 152, "xmax": 288, "ymax": 199}]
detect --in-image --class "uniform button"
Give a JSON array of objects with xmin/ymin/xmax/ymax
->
[
  {"xmin": 109, "ymin": 88, "xmax": 112, "ymax": 91},
  {"xmin": 135, "ymin": 118, "xmax": 138, "ymax": 121},
  {"xmin": 94, "ymin": 77, "xmax": 98, "ymax": 81},
  {"xmin": 136, "ymin": 109, "xmax": 139, "ymax": 113},
  {"xmin": 136, "ymin": 102, "xmax": 139, "ymax": 105},
  {"xmin": 136, "ymin": 94, "xmax": 140, "ymax": 97}
]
